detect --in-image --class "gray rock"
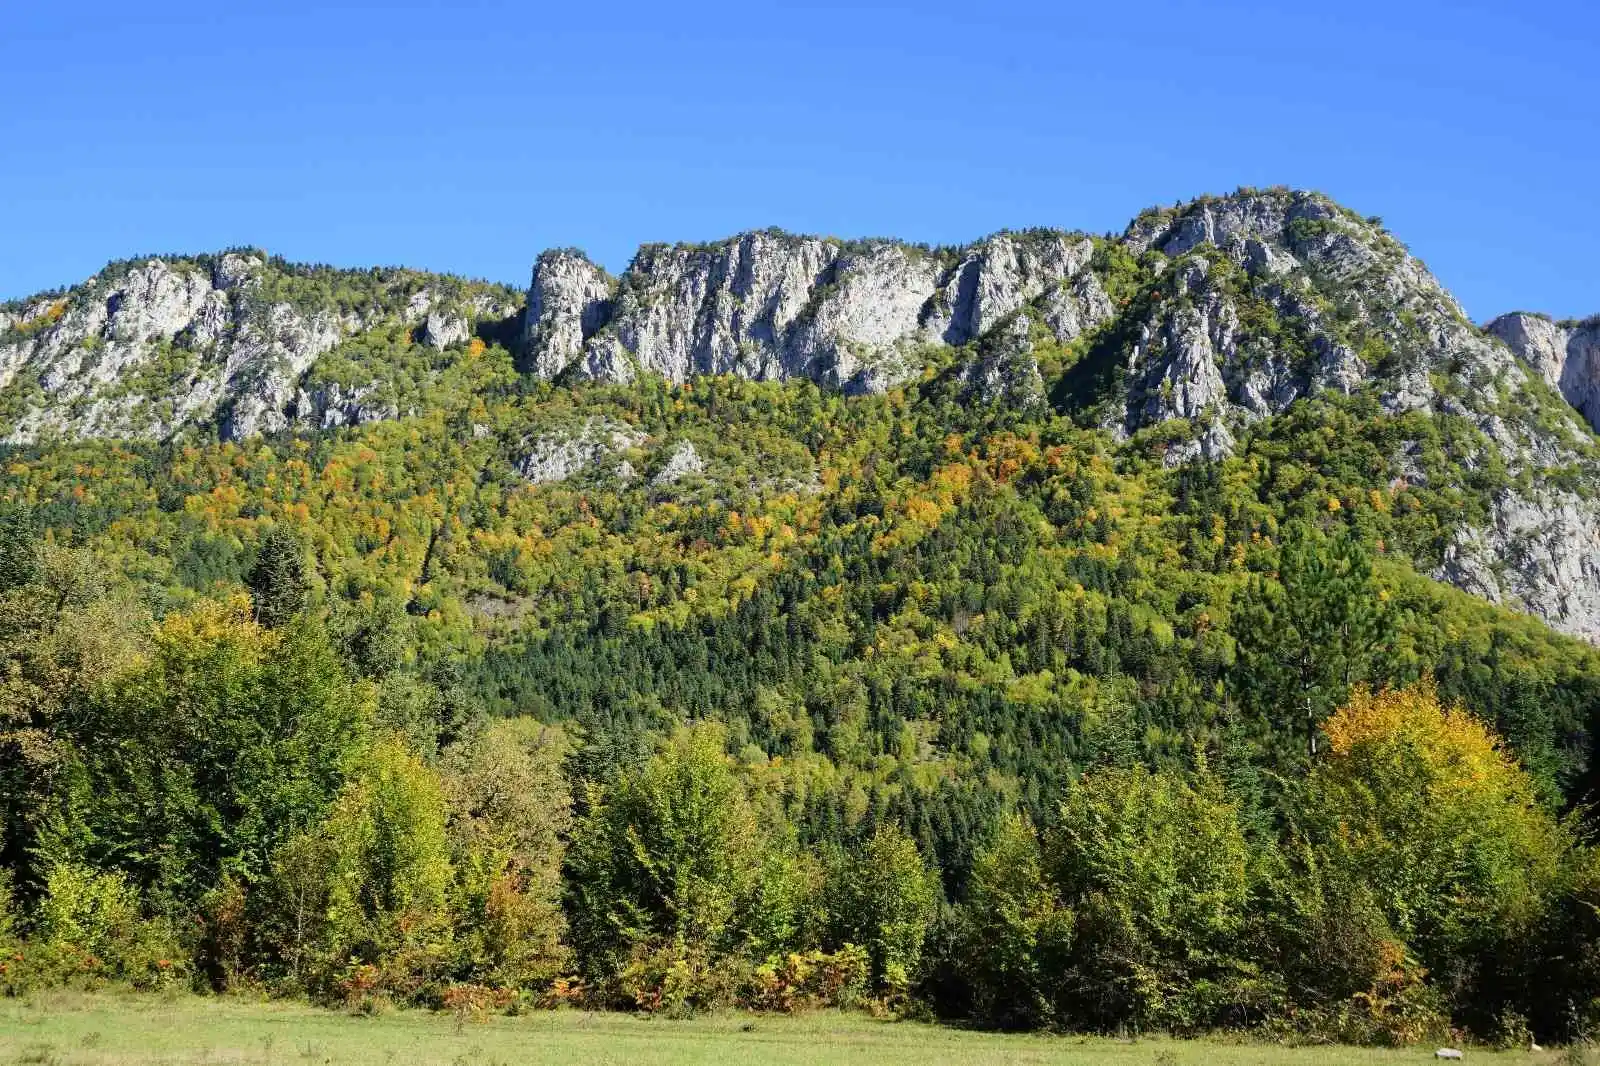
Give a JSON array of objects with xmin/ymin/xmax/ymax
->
[
  {"xmin": 959, "ymin": 315, "xmax": 1045, "ymax": 408},
  {"xmin": 1488, "ymin": 311, "xmax": 1600, "ymax": 432},
  {"xmin": 521, "ymin": 228, "xmax": 1102, "ymax": 395},
  {"xmin": 652, "ymin": 440, "xmax": 705, "ymax": 485},
  {"xmin": 522, "ymin": 250, "xmax": 613, "ymax": 378},
  {"xmin": 1438, "ymin": 488, "xmax": 1600, "ymax": 642},
  {"xmin": 516, "ymin": 419, "xmax": 644, "ymax": 485},
  {"xmin": 0, "ymin": 253, "xmax": 516, "ymax": 443},
  {"xmin": 423, "ymin": 310, "xmax": 470, "ymax": 350}
]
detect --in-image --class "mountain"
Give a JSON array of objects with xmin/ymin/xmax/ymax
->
[
  {"xmin": 0, "ymin": 253, "xmax": 522, "ymax": 441},
  {"xmin": 2, "ymin": 187, "xmax": 1596, "ymax": 644},
  {"xmin": 12, "ymin": 189, "xmax": 1600, "ymax": 1030}
]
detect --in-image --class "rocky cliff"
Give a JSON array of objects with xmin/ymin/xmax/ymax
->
[
  {"xmin": 0, "ymin": 252, "xmax": 519, "ymax": 442},
  {"xmin": 1486, "ymin": 312, "xmax": 1600, "ymax": 431},
  {"xmin": 1, "ymin": 189, "xmax": 1597, "ymax": 643},
  {"xmin": 523, "ymin": 228, "xmax": 1109, "ymax": 394}
]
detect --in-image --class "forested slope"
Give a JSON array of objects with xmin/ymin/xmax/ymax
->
[{"xmin": 2, "ymin": 187, "xmax": 1599, "ymax": 1042}]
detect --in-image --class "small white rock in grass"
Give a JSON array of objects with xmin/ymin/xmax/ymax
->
[{"xmin": 1434, "ymin": 1050, "xmax": 1463, "ymax": 1061}]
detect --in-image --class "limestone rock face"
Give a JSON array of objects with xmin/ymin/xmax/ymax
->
[
  {"xmin": 651, "ymin": 440, "xmax": 706, "ymax": 486},
  {"xmin": 1487, "ymin": 312, "xmax": 1600, "ymax": 432},
  {"xmin": 0, "ymin": 253, "xmax": 518, "ymax": 442},
  {"xmin": 929, "ymin": 233, "xmax": 1097, "ymax": 343},
  {"xmin": 1122, "ymin": 257, "xmax": 1234, "ymax": 430},
  {"xmin": 516, "ymin": 419, "xmax": 645, "ymax": 485},
  {"xmin": 1440, "ymin": 488, "xmax": 1600, "ymax": 643},
  {"xmin": 423, "ymin": 310, "xmax": 470, "ymax": 350},
  {"xmin": 523, "ymin": 229, "xmax": 1105, "ymax": 395},
  {"xmin": 960, "ymin": 315, "xmax": 1046, "ymax": 409},
  {"xmin": 522, "ymin": 251, "xmax": 612, "ymax": 378}
]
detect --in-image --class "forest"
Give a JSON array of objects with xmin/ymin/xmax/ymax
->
[{"xmin": 2, "ymin": 334, "xmax": 1600, "ymax": 1046}]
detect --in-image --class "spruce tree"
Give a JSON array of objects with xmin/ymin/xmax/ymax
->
[
  {"xmin": 1233, "ymin": 520, "xmax": 1381, "ymax": 768},
  {"xmin": 246, "ymin": 526, "xmax": 309, "ymax": 628}
]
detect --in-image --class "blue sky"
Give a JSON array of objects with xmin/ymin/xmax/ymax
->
[{"xmin": 2, "ymin": 0, "xmax": 1595, "ymax": 321}]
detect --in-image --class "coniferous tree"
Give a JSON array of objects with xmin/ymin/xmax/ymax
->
[
  {"xmin": 246, "ymin": 527, "xmax": 309, "ymax": 628},
  {"xmin": 1233, "ymin": 521, "xmax": 1382, "ymax": 768}
]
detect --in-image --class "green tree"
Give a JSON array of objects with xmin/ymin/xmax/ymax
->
[
  {"xmin": 0, "ymin": 507, "xmax": 40, "ymax": 593},
  {"xmin": 564, "ymin": 724, "xmax": 763, "ymax": 980},
  {"xmin": 37, "ymin": 598, "xmax": 371, "ymax": 910},
  {"xmin": 263, "ymin": 737, "xmax": 455, "ymax": 999},
  {"xmin": 1047, "ymin": 764, "xmax": 1256, "ymax": 1030},
  {"xmin": 247, "ymin": 526, "xmax": 310, "ymax": 628},
  {"xmin": 961, "ymin": 813, "xmax": 1074, "ymax": 1028},
  {"xmin": 1233, "ymin": 521, "xmax": 1381, "ymax": 765},
  {"xmin": 0, "ymin": 544, "xmax": 145, "ymax": 892},
  {"xmin": 442, "ymin": 719, "xmax": 571, "ymax": 986},
  {"xmin": 825, "ymin": 824, "xmax": 939, "ymax": 993}
]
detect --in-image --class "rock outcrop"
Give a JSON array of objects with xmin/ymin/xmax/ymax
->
[
  {"xmin": 651, "ymin": 440, "xmax": 706, "ymax": 486},
  {"xmin": 521, "ymin": 250, "xmax": 612, "ymax": 379},
  {"xmin": 515, "ymin": 419, "xmax": 645, "ymax": 485},
  {"xmin": 521, "ymin": 229, "xmax": 1106, "ymax": 395},
  {"xmin": 0, "ymin": 253, "xmax": 518, "ymax": 442},
  {"xmin": 1486, "ymin": 312, "xmax": 1600, "ymax": 432}
]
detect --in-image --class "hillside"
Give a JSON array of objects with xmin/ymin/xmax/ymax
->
[
  {"xmin": 3, "ymin": 188, "xmax": 1596, "ymax": 642},
  {"xmin": 4, "ymin": 187, "xmax": 1600, "ymax": 1039}
]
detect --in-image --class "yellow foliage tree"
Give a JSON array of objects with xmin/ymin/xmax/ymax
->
[{"xmin": 1308, "ymin": 683, "xmax": 1570, "ymax": 976}]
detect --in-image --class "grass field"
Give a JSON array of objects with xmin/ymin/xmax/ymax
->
[{"xmin": 0, "ymin": 992, "xmax": 1572, "ymax": 1066}]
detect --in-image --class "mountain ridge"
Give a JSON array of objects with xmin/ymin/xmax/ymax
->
[{"xmin": 2, "ymin": 187, "xmax": 1598, "ymax": 643}]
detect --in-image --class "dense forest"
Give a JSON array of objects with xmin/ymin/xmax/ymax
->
[{"xmin": 4, "ymin": 202, "xmax": 1600, "ymax": 1045}]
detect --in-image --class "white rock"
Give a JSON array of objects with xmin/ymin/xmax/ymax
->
[
  {"xmin": 652, "ymin": 440, "xmax": 705, "ymax": 486},
  {"xmin": 1488, "ymin": 311, "xmax": 1600, "ymax": 432},
  {"xmin": 523, "ymin": 229, "xmax": 1100, "ymax": 395},
  {"xmin": 516, "ymin": 419, "xmax": 643, "ymax": 485},
  {"xmin": 523, "ymin": 250, "xmax": 613, "ymax": 378}
]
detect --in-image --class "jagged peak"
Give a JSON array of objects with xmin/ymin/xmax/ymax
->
[
  {"xmin": 534, "ymin": 246, "xmax": 611, "ymax": 278},
  {"xmin": 1123, "ymin": 187, "xmax": 1388, "ymax": 257}
]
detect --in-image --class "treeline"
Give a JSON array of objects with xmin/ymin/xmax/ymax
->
[{"xmin": 2, "ymin": 516, "xmax": 1600, "ymax": 1046}]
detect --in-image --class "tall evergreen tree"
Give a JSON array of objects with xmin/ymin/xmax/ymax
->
[
  {"xmin": 246, "ymin": 527, "xmax": 309, "ymax": 628},
  {"xmin": 1233, "ymin": 521, "xmax": 1382, "ymax": 768}
]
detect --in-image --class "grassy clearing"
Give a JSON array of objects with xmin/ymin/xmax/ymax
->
[{"xmin": 0, "ymin": 992, "xmax": 1566, "ymax": 1066}]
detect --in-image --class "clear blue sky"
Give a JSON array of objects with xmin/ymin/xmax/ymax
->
[{"xmin": 2, "ymin": 0, "xmax": 1595, "ymax": 321}]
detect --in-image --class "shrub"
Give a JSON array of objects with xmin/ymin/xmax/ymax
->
[
  {"xmin": 6, "ymin": 862, "xmax": 188, "ymax": 993},
  {"xmin": 1045, "ymin": 764, "xmax": 1256, "ymax": 1031},
  {"xmin": 565, "ymin": 725, "xmax": 764, "ymax": 984},
  {"xmin": 746, "ymin": 945, "xmax": 869, "ymax": 1013}
]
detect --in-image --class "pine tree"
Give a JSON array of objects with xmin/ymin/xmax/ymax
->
[
  {"xmin": 1233, "ymin": 521, "xmax": 1382, "ymax": 768},
  {"xmin": 246, "ymin": 527, "xmax": 309, "ymax": 628}
]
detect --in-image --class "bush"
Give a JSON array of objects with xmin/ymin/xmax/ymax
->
[
  {"xmin": 2, "ymin": 862, "xmax": 188, "ymax": 994},
  {"xmin": 1046, "ymin": 764, "xmax": 1257, "ymax": 1031},
  {"xmin": 565, "ymin": 725, "xmax": 764, "ymax": 984},
  {"xmin": 616, "ymin": 941, "xmax": 740, "ymax": 1017},
  {"xmin": 746, "ymin": 945, "xmax": 869, "ymax": 1013}
]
